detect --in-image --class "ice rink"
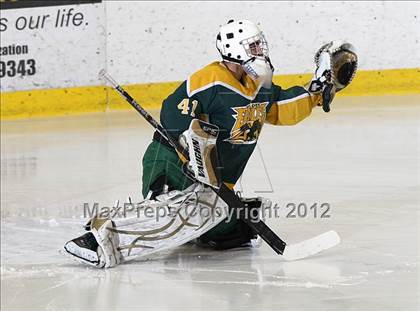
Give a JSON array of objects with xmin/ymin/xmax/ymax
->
[{"xmin": 1, "ymin": 95, "xmax": 419, "ymax": 311}]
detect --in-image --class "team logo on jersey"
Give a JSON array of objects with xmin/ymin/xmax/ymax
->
[{"xmin": 225, "ymin": 102, "xmax": 267, "ymax": 144}]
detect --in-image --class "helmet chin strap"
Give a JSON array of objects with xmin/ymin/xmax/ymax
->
[{"xmin": 265, "ymin": 56, "xmax": 274, "ymax": 72}]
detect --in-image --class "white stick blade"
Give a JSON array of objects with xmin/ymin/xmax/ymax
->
[{"xmin": 282, "ymin": 230, "xmax": 341, "ymax": 261}]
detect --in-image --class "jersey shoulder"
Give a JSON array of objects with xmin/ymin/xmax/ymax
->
[{"xmin": 186, "ymin": 61, "xmax": 259, "ymax": 99}]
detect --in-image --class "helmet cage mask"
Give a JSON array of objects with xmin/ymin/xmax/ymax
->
[
  {"xmin": 240, "ymin": 33, "xmax": 269, "ymax": 60},
  {"xmin": 240, "ymin": 33, "xmax": 273, "ymax": 89}
]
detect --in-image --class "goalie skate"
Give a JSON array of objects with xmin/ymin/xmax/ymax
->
[
  {"xmin": 62, "ymin": 217, "xmax": 121, "ymax": 268},
  {"xmin": 62, "ymin": 232, "xmax": 105, "ymax": 268}
]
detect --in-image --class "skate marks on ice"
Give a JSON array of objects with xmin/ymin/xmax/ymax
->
[
  {"xmin": 5, "ymin": 240, "xmax": 414, "ymax": 311},
  {"xmin": 0, "ymin": 245, "xmax": 365, "ymax": 311}
]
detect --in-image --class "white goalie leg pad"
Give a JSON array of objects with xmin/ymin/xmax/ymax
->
[{"xmin": 111, "ymin": 183, "xmax": 229, "ymax": 262}]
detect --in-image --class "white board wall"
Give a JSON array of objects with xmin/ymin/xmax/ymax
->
[
  {"xmin": 106, "ymin": 1, "xmax": 420, "ymax": 84},
  {"xmin": 1, "ymin": 1, "xmax": 419, "ymax": 91}
]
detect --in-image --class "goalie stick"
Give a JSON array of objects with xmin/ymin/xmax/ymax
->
[{"xmin": 99, "ymin": 70, "xmax": 340, "ymax": 260}]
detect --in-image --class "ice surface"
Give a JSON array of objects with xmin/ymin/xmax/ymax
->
[{"xmin": 1, "ymin": 96, "xmax": 419, "ymax": 311}]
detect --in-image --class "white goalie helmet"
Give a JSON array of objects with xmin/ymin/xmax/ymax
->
[{"xmin": 216, "ymin": 19, "xmax": 274, "ymax": 88}]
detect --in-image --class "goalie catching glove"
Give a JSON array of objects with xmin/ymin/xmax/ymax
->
[{"xmin": 308, "ymin": 40, "xmax": 358, "ymax": 112}]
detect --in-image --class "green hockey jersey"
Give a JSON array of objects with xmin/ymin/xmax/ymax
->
[{"xmin": 160, "ymin": 61, "xmax": 321, "ymax": 187}]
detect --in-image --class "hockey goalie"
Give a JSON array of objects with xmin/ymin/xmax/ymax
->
[{"xmin": 62, "ymin": 19, "xmax": 357, "ymax": 268}]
